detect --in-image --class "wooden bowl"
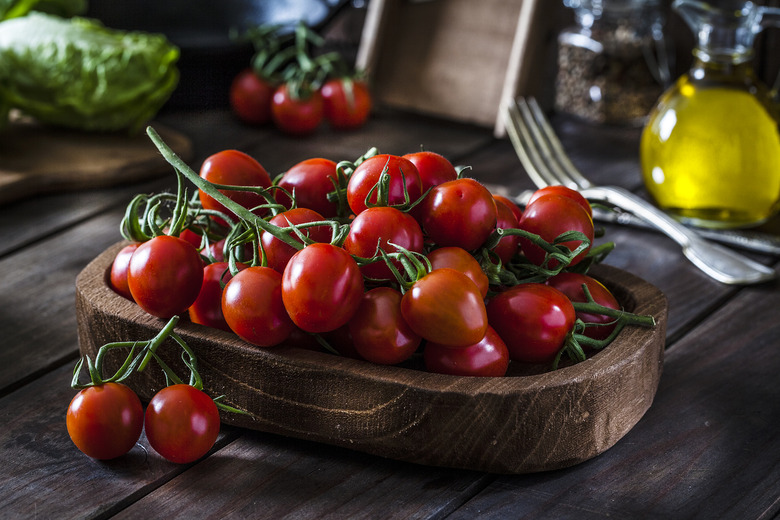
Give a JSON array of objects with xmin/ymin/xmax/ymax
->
[{"xmin": 76, "ymin": 242, "xmax": 667, "ymax": 474}]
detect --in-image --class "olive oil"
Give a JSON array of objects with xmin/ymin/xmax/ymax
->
[
  {"xmin": 640, "ymin": 0, "xmax": 780, "ymax": 229},
  {"xmin": 640, "ymin": 77, "xmax": 780, "ymax": 228}
]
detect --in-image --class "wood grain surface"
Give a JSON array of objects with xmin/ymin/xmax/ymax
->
[{"xmin": 0, "ymin": 118, "xmax": 192, "ymax": 205}]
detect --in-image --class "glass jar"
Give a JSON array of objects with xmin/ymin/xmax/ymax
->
[
  {"xmin": 640, "ymin": 0, "xmax": 780, "ymax": 229},
  {"xmin": 555, "ymin": 0, "xmax": 670, "ymax": 125}
]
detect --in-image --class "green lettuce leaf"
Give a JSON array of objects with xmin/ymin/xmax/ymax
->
[{"xmin": 0, "ymin": 12, "xmax": 179, "ymax": 132}]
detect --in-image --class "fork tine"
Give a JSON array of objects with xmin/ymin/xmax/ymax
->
[
  {"xmin": 525, "ymin": 97, "xmax": 594, "ymax": 190},
  {"xmin": 503, "ymin": 100, "xmax": 559, "ymax": 189}
]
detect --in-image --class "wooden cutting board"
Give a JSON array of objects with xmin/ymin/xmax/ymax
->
[{"xmin": 0, "ymin": 116, "xmax": 193, "ymax": 206}]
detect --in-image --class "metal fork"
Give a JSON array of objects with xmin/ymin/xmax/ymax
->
[{"xmin": 503, "ymin": 97, "xmax": 776, "ymax": 285}]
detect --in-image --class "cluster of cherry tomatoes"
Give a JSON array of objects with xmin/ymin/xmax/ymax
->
[
  {"xmin": 229, "ymin": 23, "xmax": 371, "ymax": 135},
  {"xmin": 67, "ymin": 380, "xmax": 220, "ymax": 463},
  {"xmin": 107, "ymin": 139, "xmax": 639, "ymax": 380}
]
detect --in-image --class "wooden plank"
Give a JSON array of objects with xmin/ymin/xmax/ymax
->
[
  {"xmin": 443, "ymin": 277, "xmax": 780, "ymax": 519},
  {"xmin": 0, "ymin": 208, "xmax": 127, "ymax": 395},
  {"xmin": 0, "ymin": 365, "xmax": 240, "ymax": 519},
  {"xmin": 111, "ymin": 429, "xmax": 493, "ymax": 519}
]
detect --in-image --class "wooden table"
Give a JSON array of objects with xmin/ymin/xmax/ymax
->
[{"xmin": 2, "ymin": 106, "xmax": 778, "ymax": 519}]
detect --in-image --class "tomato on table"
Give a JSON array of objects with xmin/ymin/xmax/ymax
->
[
  {"xmin": 526, "ymin": 185, "xmax": 592, "ymax": 217},
  {"xmin": 491, "ymin": 197, "xmax": 521, "ymax": 265},
  {"xmin": 230, "ymin": 68, "xmax": 274, "ymax": 125},
  {"xmin": 271, "ymin": 83, "xmax": 324, "ymax": 136},
  {"xmin": 127, "ymin": 235, "xmax": 204, "ymax": 319},
  {"xmin": 321, "ymin": 77, "xmax": 372, "ymax": 130},
  {"xmin": 198, "ymin": 149, "xmax": 272, "ymax": 227},
  {"xmin": 493, "ymin": 194, "xmax": 524, "ymax": 225},
  {"xmin": 66, "ymin": 383, "xmax": 143, "ymax": 460},
  {"xmin": 486, "ymin": 283, "xmax": 576, "ymax": 364},
  {"xmin": 144, "ymin": 384, "xmax": 221, "ymax": 464}
]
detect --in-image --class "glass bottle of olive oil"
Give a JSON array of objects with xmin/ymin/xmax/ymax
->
[{"xmin": 640, "ymin": 0, "xmax": 780, "ymax": 229}]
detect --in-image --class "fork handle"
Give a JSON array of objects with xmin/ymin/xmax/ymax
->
[{"xmin": 583, "ymin": 186, "xmax": 776, "ymax": 285}]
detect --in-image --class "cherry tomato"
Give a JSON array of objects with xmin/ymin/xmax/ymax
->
[
  {"xmin": 348, "ymin": 287, "xmax": 421, "ymax": 365},
  {"xmin": 199, "ymin": 150, "xmax": 272, "ymax": 227},
  {"xmin": 343, "ymin": 206, "xmax": 424, "ymax": 279},
  {"xmin": 486, "ymin": 283, "xmax": 576, "ymax": 364},
  {"xmin": 109, "ymin": 243, "xmax": 139, "ymax": 301},
  {"xmin": 400, "ymin": 268, "xmax": 488, "ymax": 347},
  {"xmin": 420, "ymin": 178, "xmax": 497, "ymax": 251},
  {"xmin": 271, "ymin": 83, "xmax": 323, "ymax": 135},
  {"xmin": 527, "ymin": 185, "xmax": 592, "ymax": 217},
  {"xmin": 493, "ymin": 194, "xmax": 524, "ymax": 224},
  {"xmin": 546, "ymin": 272, "xmax": 620, "ymax": 340},
  {"xmin": 491, "ymin": 197, "xmax": 521, "ymax": 265},
  {"xmin": 321, "ymin": 77, "xmax": 372, "ymax": 130},
  {"xmin": 282, "ymin": 243, "xmax": 364, "ymax": 333},
  {"xmin": 426, "ymin": 246, "xmax": 489, "ymax": 298},
  {"xmin": 66, "ymin": 383, "xmax": 143, "ymax": 460},
  {"xmin": 230, "ymin": 68, "xmax": 274, "ymax": 125},
  {"xmin": 127, "ymin": 235, "xmax": 204, "ymax": 319},
  {"xmin": 189, "ymin": 262, "xmax": 246, "ymax": 331},
  {"xmin": 222, "ymin": 266, "xmax": 296, "ymax": 347},
  {"xmin": 261, "ymin": 208, "xmax": 332, "ymax": 273},
  {"xmin": 179, "ymin": 227, "xmax": 204, "ymax": 250},
  {"xmin": 424, "ymin": 326, "xmax": 509, "ymax": 377},
  {"xmin": 402, "ymin": 151, "xmax": 458, "ymax": 193},
  {"xmin": 144, "ymin": 384, "xmax": 220, "ymax": 464},
  {"xmin": 347, "ymin": 154, "xmax": 423, "ymax": 215},
  {"xmin": 518, "ymin": 194, "xmax": 594, "ymax": 268},
  {"xmin": 275, "ymin": 158, "xmax": 340, "ymax": 217}
]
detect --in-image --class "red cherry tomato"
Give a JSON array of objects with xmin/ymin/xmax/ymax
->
[
  {"xmin": 198, "ymin": 149, "xmax": 272, "ymax": 227},
  {"xmin": 424, "ymin": 326, "xmax": 509, "ymax": 377},
  {"xmin": 402, "ymin": 151, "xmax": 458, "ymax": 193},
  {"xmin": 127, "ymin": 235, "xmax": 204, "ymax": 319},
  {"xmin": 491, "ymin": 197, "xmax": 521, "ymax": 265},
  {"xmin": 348, "ymin": 287, "xmax": 421, "ymax": 365},
  {"xmin": 486, "ymin": 283, "xmax": 576, "ymax": 364},
  {"xmin": 221, "ymin": 266, "xmax": 296, "ymax": 347},
  {"xmin": 275, "ymin": 158, "xmax": 340, "ymax": 217},
  {"xmin": 109, "ymin": 243, "xmax": 139, "ymax": 301},
  {"xmin": 281, "ymin": 243, "xmax": 365, "ymax": 333},
  {"xmin": 426, "ymin": 246, "xmax": 489, "ymax": 298},
  {"xmin": 346, "ymin": 154, "xmax": 423, "ymax": 215},
  {"xmin": 321, "ymin": 77, "xmax": 372, "ymax": 130},
  {"xmin": 189, "ymin": 261, "xmax": 246, "ymax": 331},
  {"xmin": 144, "ymin": 384, "xmax": 221, "ymax": 464},
  {"xmin": 400, "ymin": 268, "xmax": 488, "ymax": 348},
  {"xmin": 261, "ymin": 208, "xmax": 332, "ymax": 273},
  {"xmin": 546, "ymin": 272, "xmax": 620, "ymax": 340},
  {"xmin": 343, "ymin": 206, "xmax": 424, "ymax": 279},
  {"xmin": 518, "ymin": 194, "xmax": 594, "ymax": 268},
  {"xmin": 420, "ymin": 178, "xmax": 497, "ymax": 251},
  {"xmin": 66, "ymin": 383, "xmax": 143, "ymax": 460},
  {"xmin": 493, "ymin": 194, "xmax": 524, "ymax": 224},
  {"xmin": 527, "ymin": 185, "xmax": 592, "ymax": 217},
  {"xmin": 271, "ymin": 83, "xmax": 323, "ymax": 135},
  {"xmin": 230, "ymin": 68, "xmax": 274, "ymax": 125},
  {"xmin": 179, "ymin": 227, "xmax": 204, "ymax": 250}
]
